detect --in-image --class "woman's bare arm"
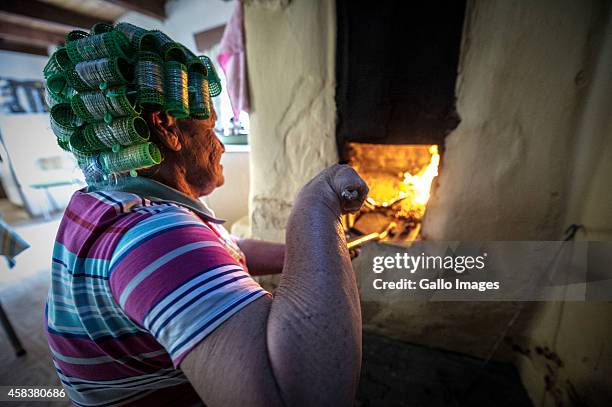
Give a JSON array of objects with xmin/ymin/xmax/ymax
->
[
  {"xmin": 237, "ymin": 239, "xmax": 285, "ymax": 276},
  {"xmin": 180, "ymin": 165, "xmax": 368, "ymax": 407}
]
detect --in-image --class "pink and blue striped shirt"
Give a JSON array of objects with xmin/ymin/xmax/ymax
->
[{"xmin": 46, "ymin": 178, "xmax": 268, "ymax": 406}]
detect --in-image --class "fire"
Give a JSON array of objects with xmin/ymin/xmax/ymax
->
[
  {"xmin": 401, "ymin": 145, "xmax": 440, "ymax": 212},
  {"xmin": 347, "ymin": 143, "xmax": 440, "ymax": 220}
]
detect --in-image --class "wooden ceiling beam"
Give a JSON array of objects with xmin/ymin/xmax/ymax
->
[
  {"xmin": 0, "ymin": 38, "xmax": 48, "ymax": 56},
  {"xmin": 0, "ymin": 22, "xmax": 66, "ymax": 47},
  {"xmin": 0, "ymin": 0, "xmax": 111, "ymax": 31},
  {"xmin": 103, "ymin": 0, "xmax": 166, "ymax": 20}
]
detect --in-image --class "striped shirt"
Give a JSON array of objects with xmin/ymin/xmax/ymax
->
[{"xmin": 46, "ymin": 178, "xmax": 268, "ymax": 406}]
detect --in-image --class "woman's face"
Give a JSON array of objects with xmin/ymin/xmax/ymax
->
[{"xmin": 177, "ymin": 112, "xmax": 225, "ymax": 196}]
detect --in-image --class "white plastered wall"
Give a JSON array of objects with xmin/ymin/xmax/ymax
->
[
  {"xmin": 514, "ymin": 6, "xmax": 612, "ymax": 406},
  {"xmin": 417, "ymin": 0, "xmax": 612, "ymax": 405}
]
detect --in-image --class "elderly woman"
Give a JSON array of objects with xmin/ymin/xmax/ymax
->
[{"xmin": 45, "ymin": 23, "xmax": 367, "ymax": 406}]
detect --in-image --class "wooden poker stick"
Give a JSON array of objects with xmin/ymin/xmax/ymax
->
[{"xmin": 347, "ymin": 221, "xmax": 397, "ymax": 249}]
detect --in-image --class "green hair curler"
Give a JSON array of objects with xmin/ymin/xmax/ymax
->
[
  {"xmin": 72, "ymin": 85, "xmax": 139, "ymax": 122},
  {"xmin": 106, "ymin": 85, "xmax": 140, "ymax": 117},
  {"xmin": 186, "ymin": 52, "xmax": 208, "ymax": 76},
  {"xmin": 75, "ymin": 57, "xmax": 133, "ymax": 89},
  {"xmin": 46, "ymin": 88, "xmax": 65, "ymax": 108},
  {"xmin": 46, "ymin": 87, "xmax": 76, "ymax": 108},
  {"xmin": 64, "ymin": 30, "xmax": 89, "ymax": 63},
  {"xmin": 83, "ymin": 116, "xmax": 150, "ymax": 149},
  {"xmin": 188, "ymin": 71, "xmax": 211, "ymax": 120},
  {"xmin": 115, "ymin": 22, "xmax": 157, "ymax": 51},
  {"xmin": 80, "ymin": 155, "xmax": 107, "ymax": 182},
  {"xmin": 44, "ymin": 47, "xmax": 75, "ymax": 94},
  {"xmin": 71, "ymin": 91, "xmax": 109, "ymax": 122},
  {"xmin": 57, "ymin": 138, "xmax": 71, "ymax": 152},
  {"xmin": 164, "ymin": 61, "xmax": 189, "ymax": 118},
  {"xmin": 70, "ymin": 146, "xmax": 95, "ymax": 165},
  {"xmin": 136, "ymin": 52, "xmax": 165, "ymax": 109},
  {"xmin": 69, "ymin": 127, "xmax": 106, "ymax": 153},
  {"xmin": 45, "ymin": 74, "xmax": 76, "ymax": 108},
  {"xmin": 44, "ymin": 47, "xmax": 68, "ymax": 79},
  {"xmin": 64, "ymin": 67, "xmax": 95, "ymax": 92},
  {"xmin": 50, "ymin": 103, "xmax": 83, "ymax": 142},
  {"xmin": 99, "ymin": 142, "xmax": 162, "ymax": 174},
  {"xmin": 72, "ymin": 118, "xmax": 148, "ymax": 155},
  {"xmin": 91, "ymin": 23, "xmax": 114, "ymax": 35},
  {"xmin": 150, "ymin": 31, "xmax": 187, "ymax": 63},
  {"xmin": 66, "ymin": 30, "xmax": 132, "ymax": 64},
  {"xmin": 44, "ymin": 57, "xmax": 62, "ymax": 80},
  {"xmin": 197, "ymin": 55, "xmax": 222, "ymax": 97},
  {"xmin": 46, "ymin": 73, "xmax": 69, "ymax": 98},
  {"xmin": 183, "ymin": 46, "xmax": 210, "ymax": 80}
]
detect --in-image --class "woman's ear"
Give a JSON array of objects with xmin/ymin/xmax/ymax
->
[{"xmin": 149, "ymin": 112, "xmax": 182, "ymax": 152}]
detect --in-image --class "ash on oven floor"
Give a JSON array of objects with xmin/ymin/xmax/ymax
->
[{"xmin": 357, "ymin": 332, "xmax": 532, "ymax": 407}]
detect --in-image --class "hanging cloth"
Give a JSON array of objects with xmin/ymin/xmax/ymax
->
[{"xmin": 217, "ymin": 1, "xmax": 251, "ymax": 119}]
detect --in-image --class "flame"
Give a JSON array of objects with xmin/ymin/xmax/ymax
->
[
  {"xmin": 347, "ymin": 143, "xmax": 440, "ymax": 220},
  {"xmin": 402, "ymin": 145, "xmax": 439, "ymax": 208}
]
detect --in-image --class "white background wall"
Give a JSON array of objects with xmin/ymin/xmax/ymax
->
[
  {"xmin": 0, "ymin": 51, "xmax": 55, "ymax": 209},
  {"xmin": 0, "ymin": 51, "xmax": 47, "ymax": 80}
]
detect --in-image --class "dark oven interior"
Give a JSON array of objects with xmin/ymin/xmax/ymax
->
[{"xmin": 335, "ymin": 0, "xmax": 466, "ymax": 243}]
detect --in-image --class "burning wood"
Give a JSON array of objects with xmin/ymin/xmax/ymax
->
[{"xmin": 345, "ymin": 143, "xmax": 440, "ymax": 243}]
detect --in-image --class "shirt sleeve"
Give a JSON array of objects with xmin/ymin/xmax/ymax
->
[{"xmin": 108, "ymin": 205, "xmax": 269, "ymax": 367}]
